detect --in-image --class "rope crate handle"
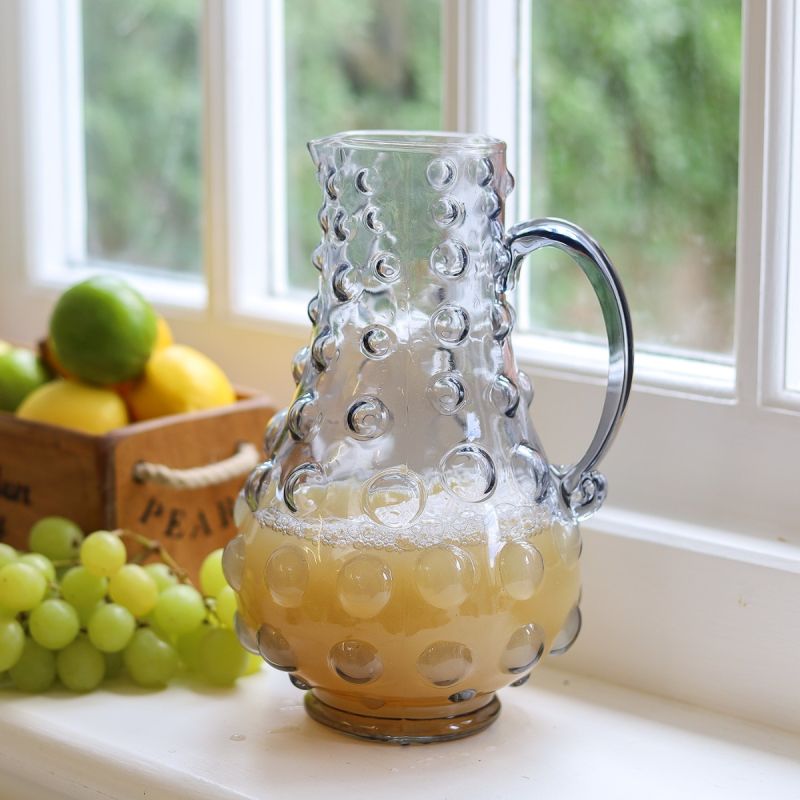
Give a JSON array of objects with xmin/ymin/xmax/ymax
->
[{"xmin": 132, "ymin": 442, "xmax": 260, "ymax": 490}]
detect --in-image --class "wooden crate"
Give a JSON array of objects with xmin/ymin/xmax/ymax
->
[{"xmin": 0, "ymin": 392, "xmax": 273, "ymax": 579}]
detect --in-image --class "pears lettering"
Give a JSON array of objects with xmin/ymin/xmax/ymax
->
[
  {"xmin": 138, "ymin": 495, "xmax": 235, "ymax": 540},
  {"xmin": 0, "ymin": 468, "xmax": 32, "ymax": 507}
]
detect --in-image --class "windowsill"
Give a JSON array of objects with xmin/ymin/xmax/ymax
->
[{"xmin": 1, "ymin": 666, "xmax": 798, "ymax": 799}]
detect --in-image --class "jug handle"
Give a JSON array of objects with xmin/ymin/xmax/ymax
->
[{"xmin": 500, "ymin": 217, "xmax": 634, "ymax": 521}]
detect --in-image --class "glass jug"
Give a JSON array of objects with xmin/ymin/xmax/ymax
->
[{"xmin": 226, "ymin": 131, "xmax": 633, "ymax": 744}]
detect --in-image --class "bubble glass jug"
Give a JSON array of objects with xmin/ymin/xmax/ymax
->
[{"xmin": 226, "ymin": 131, "xmax": 633, "ymax": 744}]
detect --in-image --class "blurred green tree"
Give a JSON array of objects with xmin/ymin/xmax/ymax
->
[
  {"xmin": 79, "ymin": 0, "xmax": 740, "ymax": 354},
  {"xmin": 528, "ymin": 0, "xmax": 740, "ymax": 353},
  {"xmin": 82, "ymin": 0, "xmax": 201, "ymax": 273}
]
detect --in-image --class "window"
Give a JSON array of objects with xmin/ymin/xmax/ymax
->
[
  {"xmin": 776, "ymin": 0, "xmax": 800, "ymax": 401},
  {"xmin": 0, "ymin": 0, "xmax": 797, "ymax": 731},
  {"xmin": 2, "ymin": 0, "xmax": 797, "ymax": 538},
  {"xmin": 523, "ymin": 0, "xmax": 740, "ymax": 359},
  {"xmin": 78, "ymin": 0, "xmax": 202, "ymax": 275}
]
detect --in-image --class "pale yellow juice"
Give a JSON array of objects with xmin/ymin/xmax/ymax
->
[{"xmin": 236, "ymin": 490, "xmax": 581, "ymax": 718}]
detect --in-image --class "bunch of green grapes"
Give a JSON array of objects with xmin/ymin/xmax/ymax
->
[{"xmin": 0, "ymin": 517, "xmax": 259, "ymax": 693}]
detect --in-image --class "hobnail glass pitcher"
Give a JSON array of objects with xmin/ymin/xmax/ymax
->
[{"xmin": 225, "ymin": 131, "xmax": 633, "ymax": 743}]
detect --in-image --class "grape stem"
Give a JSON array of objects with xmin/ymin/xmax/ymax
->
[
  {"xmin": 205, "ymin": 596, "xmax": 221, "ymax": 625},
  {"xmin": 115, "ymin": 529, "xmax": 192, "ymax": 585}
]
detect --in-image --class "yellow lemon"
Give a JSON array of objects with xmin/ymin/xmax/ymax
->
[
  {"xmin": 128, "ymin": 344, "xmax": 235, "ymax": 421},
  {"xmin": 154, "ymin": 317, "xmax": 174, "ymax": 352},
  {"xmin": 0, "ymin": 341, "xmax": 10, "ymax": 356},
  {"xmin": 17, "ymin": 379, "xmax": 128, "ymax": 434}
]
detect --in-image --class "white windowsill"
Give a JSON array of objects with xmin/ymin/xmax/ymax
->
[{"xmin": 1, "ymin": 666, "xmax": 798, "ymax": 800}]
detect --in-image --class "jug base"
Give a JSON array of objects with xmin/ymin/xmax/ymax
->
[{"xmin": 304, "ymin": 691, "xmax": 501, "ymax": 744}]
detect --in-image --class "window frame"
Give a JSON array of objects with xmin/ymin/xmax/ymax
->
[
  {"xmin": 0, "ymin": 0, "xmax": 798, "ymax": 732},
  {"xmin": 763, "ymin": 0, "xmax": 800, "ymax": 406}
]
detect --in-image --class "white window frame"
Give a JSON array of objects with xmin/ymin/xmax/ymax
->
[{"xmin": 0, "ymin": 0, "xmax": 798, "ymax": 733}]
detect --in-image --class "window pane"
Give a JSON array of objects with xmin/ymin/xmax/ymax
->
[
  {"xmin": 284, "ymin": 0, "xmax": 442, "ymax": 291},
  {"xmin": 526, "ymin": 0, "xmax": 741, "ymax": 356},
  {"xmin": 80, "ymin": 0, "xmax": 202, "ymax": 273}
]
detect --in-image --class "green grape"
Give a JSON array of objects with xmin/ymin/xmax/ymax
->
[
  {"xmin": 56, "ymin": 635, "xmax": 105, "ymax": 692},
  {"xmin": 153, "ymin": 584, "xmax": 206, "ymax": 636},
  {"xmin": 176, "ymin": 625, "xmax": 211, "ymax": 672},
  {"xmin": 0, "ymin": 543, "xmax": 18, "ymax": 570},
  {"xmin": 0, "ymin": 562, "xmax": 47, "ymax": 612},
  {"xmin": 87, "ymin": 603, "xmax": 135, "ymax": 653},
  {"xmin": 28, "ymin": 516, "xmax": 84, "ymax": 562},
  {"xmin": 242, "ymin": 653, "xmax": 263, "ymax": 676},
  {"xmin": 0, "ymin": 617, "xmax": 25, "ymax": 671},
  {"xmin": 140, "ymin": 611, "xmax": 174, "ymax": 644},
  {"xmin": 80, "ymin": 531, "xmax": 127, "ymax": 577},
  {"xmin": 78, "ymin": 600, "xmax": 105, "ymax": 627},
  {"xmin": 61, "ymin": 566, "xmax": 108, "ymax": 609},
  {"xmin": 29, "ymin": 598, "xmax": 80, "ymax": 650},
  {"xmin": 108, "ymin": 565, "xmax": 158, "ymax": 617},
  {"xmin": 199, "ymin": 548, "xmax": 226, "ymax": 596},
  {"xmin": 215, "ymin": 586, "xmax": 237, "ymax": 629},
  {"xmin": 144, "ymin": 562, "xmax": 178, "ymax": 592},
  {"xmin": 104, "ymin": 649, "xmax": 124, "ymax": 679},
  {"xmin": 123, "ymin": 628, "xmax": 178, "ymax": 688},
  {"xmin": 18, "ymin": 552, "xmax": 56, "ymax": 582},
  {"xmin": 199, "ymin": 628, "xmax": 247, "ymax": 686},
  {"xmin": 9, "ymin": 637, "xmax": 56, "ymax": 692}
]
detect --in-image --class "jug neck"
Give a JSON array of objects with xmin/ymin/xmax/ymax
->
[{"xmin": 307, "ymin": 131, "xmax": 515, "ymax": 312}]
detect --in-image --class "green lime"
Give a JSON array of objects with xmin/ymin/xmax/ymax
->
[
  {"xmin": 0, "ymin": 348, "xmax": 50, "ymax": 412},
  {"xmin": 49, "ymin": 276, "xmax": 157, "ymax": 385}
]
